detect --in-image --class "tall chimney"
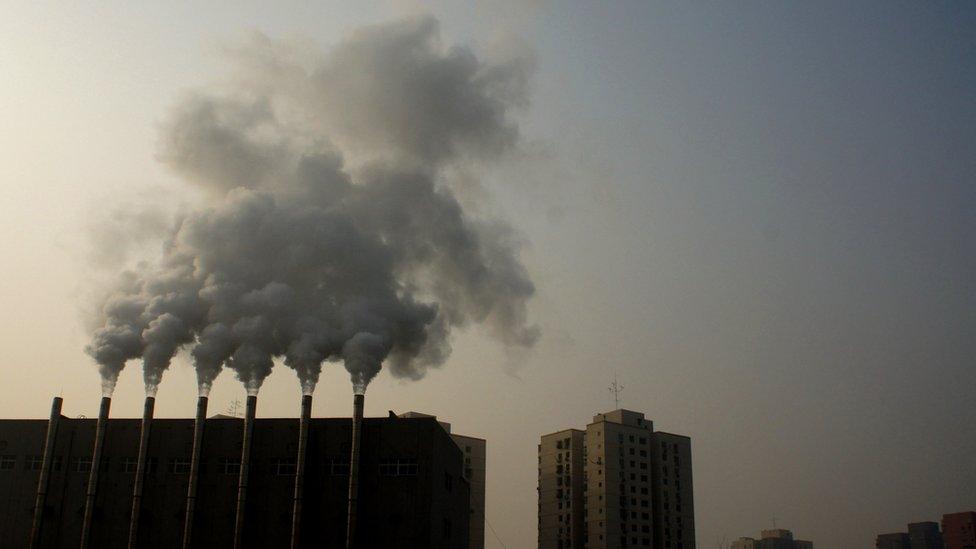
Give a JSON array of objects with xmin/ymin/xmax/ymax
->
[
  {"xmin": 290, "ymin": 394, "xmax": 312, "ymax": 549},
  {"xmin": 232, "ymin": 395, "xmax": 257, "ymax": 549},
  {"xmin": 126, "ymin": 396, "xmax": 155, "ymax": 549},
  {"xmin": 345, "ymin": 393, "xmax": 364, "ymax": 549},
  {"xmin": 28, "ymin": 396, "xmax": 63, "ymax": 549},
  {"xmin": 181, "ymin": 396, "xmax": 208, "ymax": 549},
  {"xmin": 80, "ymin": 396, "xmax": 111, "ymax": 549}
]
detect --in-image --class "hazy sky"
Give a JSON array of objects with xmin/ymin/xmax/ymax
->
[{"xmin": 2, "ymin": 2, "xmax": 974, "ymax": 548}]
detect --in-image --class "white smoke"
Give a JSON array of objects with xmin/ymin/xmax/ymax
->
[{"xmin": 85, "ymin": 16, "xmax": 539, "ymax": 397}]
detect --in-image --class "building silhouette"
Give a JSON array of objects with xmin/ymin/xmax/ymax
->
[
  {"xmin": 732, "ymin": 528, "xmax": 811, "ymax": 549},
  {"xmin": 877, "ymin": 511, "xmax": 976, "ymax": 549},
  {"xmin": 0, "ymin": 405, "xmax": 480, "ymax": 548},
  {"xmin": 399, "ymin": 412, "xmax": 486, "ymax": 549},
  {"xmin": 908, "ymin": 522, "xmax": 943, "ymax": 549},
  {"xmin": 943, "ymin": 512, "xmax": 976, "ymax": 549},
  {"xmin": 538, "ymin": 409, "xmax": 695, "ymax": 548},
  {"xmin": 876, "ymin": 533, "xmax": 911, "ymax": 549},
  {"xmin": 731, "ymin": 537, "xmax": 759, "ymax": 549}
]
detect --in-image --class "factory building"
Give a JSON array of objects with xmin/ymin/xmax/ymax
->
[
  {"xmin": 538, "ymin": 409, "xmax": 695, "ymax": 549},
  {"xmin": 0, "ymin": 400, "xmax": 476, "ymax": 549},
  {"xmin": 398, "ymin": 411, "xmax": 487, "ymax": 549}
]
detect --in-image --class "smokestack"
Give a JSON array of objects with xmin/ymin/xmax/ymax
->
[
  {"xmin": 232, "ymin": 395, "xmax": 257, "ymax": 549},
  {"xmin": 181, "ymin": 396, "xmax": 208, "ymax": 549},
  {"xmin": 290, "ymin": 394, "xmax": 312, "ymax": 549},
  {"xmin": 126, "ymin": 396, "xmax": 155, "ymax": 549},
  {"xmin": 28, "ymin": 396, "xmax": 63, "ymax": 549},
  {"xmin": 80, "ymin": 396, "xmax": 111, "ymax": 549},
  {"xmin": 345, "ymin": 393, "xmax": 364, "ymax": 549}
]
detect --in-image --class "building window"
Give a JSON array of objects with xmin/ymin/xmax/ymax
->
[
  {"xmin": 379, "ymin": 458, "xmax": 418, "ymax": 476},
  {"xmin": 275, "ymin": 458, "xmax": 296, "ymax": 475},
  {"xmin": 169, "ymin": 458, "xmax": 191, "ymax": 474},
  {"xmin": 220, "ymin": 458, "xmax": 242, "ymax": 475},
  {"xmin": 328, "ymin": 457, "xmax": 349, "ymax": 476},
  {"xmin": 24, "ymin": 455, "xmax": 43, "ymax": 471},
  {"xmin": 121, "ymin": 457, "xmax": 139, "ymax": 473},
  {"xmin": 0, "ymin": 455, "xmax": 15, "ymax": 470},
  {"xmin": 73, "ymin": 457, "xmax": 92, "ymax": 473}
]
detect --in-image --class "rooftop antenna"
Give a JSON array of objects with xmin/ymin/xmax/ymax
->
[
  {"xmin": 609, "ymin": 374, "xmax": 624, "ymax": 409},
  {"xmin": 771, "ymin": 516, "xmax": 778, "ymax": 529}
]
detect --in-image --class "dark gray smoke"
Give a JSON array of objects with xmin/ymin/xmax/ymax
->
[{"xmin": 85, "ymin": 16, "xmax": 539, "ymax": 397}]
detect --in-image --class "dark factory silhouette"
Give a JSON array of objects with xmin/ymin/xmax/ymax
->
[{"xmin": 5, "ymin": 396, "xmax": 482, "ymax": 549}]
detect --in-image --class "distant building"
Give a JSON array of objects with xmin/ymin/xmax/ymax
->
[
  {"xmin": 943, "ymin": 512, "xmax": 976, "ymax": 549},
  {"xmin": 733, "ymin": 528, "xmax": 810, "ymax": 549},
  {"xmin": 0, "ymin": 410, "xmax": 475, "ymax": 548},
  {"xmin": 731, "ymin": 537, "xmax": 758, "ymax": 549},
  {"xmin": 759, "ymin": 528, "xmax": 794, "ymax": 549},
  {"xmin": 908, "ymin": 521, "xmax": 943, "ymax": 549},
  {"xmin": 876, "ymin": 533, "xmax": 911, "ymax": 549},
  {"xmin": 538, "ymin": 409, "xmax": 695, "ymax": 549}
]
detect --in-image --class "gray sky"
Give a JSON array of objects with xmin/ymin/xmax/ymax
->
[{"xmin": 1, "ymin": 2, "xmax": 974, "ymax": 547}]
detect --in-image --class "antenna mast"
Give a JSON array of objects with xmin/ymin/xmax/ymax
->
[
  {"xmin": 609, "ymin": 375, "xmax": 624, "ymax": 409},
  {"xmin": 227, "ymin": 399, "xmax": 243, "ymax": 418}
]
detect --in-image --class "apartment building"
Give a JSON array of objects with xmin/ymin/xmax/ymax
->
[{"xmin": 538, "ymin": 409, "xmax": 694, "ymax": 549}]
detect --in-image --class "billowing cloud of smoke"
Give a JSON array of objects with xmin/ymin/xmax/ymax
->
[{"xmin": 85, "ymin": 16, "xmax": 539, "ymax": 397}]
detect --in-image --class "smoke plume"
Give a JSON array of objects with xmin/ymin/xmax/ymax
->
[{"xmin": 85, "ymin": 16, "xmax": 539, "ymax": 397}]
